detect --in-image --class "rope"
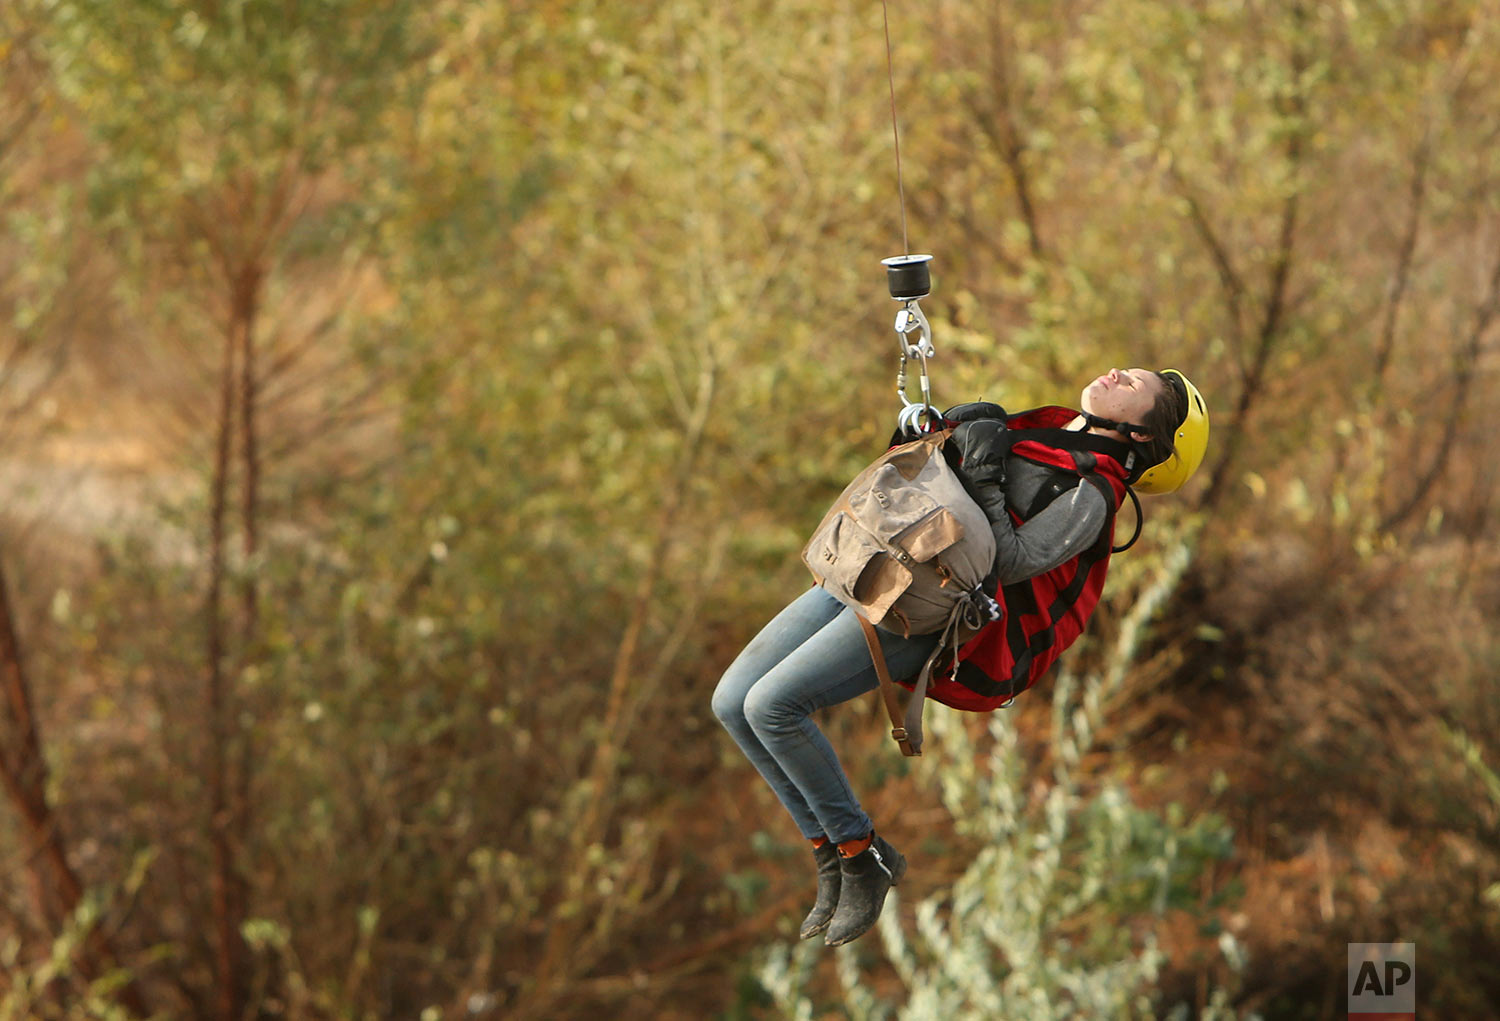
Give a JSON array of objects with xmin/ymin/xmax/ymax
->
[{"xmin": 880, "ymin": 0, "xmax": 909, "ymax": 256}]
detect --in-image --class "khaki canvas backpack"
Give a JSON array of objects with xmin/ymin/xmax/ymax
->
[{"xmin": 802, "ymin": 429, "xmax": 999, "ymax": 755}]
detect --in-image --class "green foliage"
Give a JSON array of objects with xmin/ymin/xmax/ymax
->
[{"xmin": 47, "ymin": 0, "xmax": 429, "ymax": 211}]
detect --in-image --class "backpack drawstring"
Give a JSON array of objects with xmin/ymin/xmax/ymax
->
[{"xmin": 860, "ymin": 583, "xmax": 1000, "ymax": 757}]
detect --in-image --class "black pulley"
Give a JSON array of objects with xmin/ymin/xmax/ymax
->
[{"xmin": 882, "ymin": 254, "xmax": 933, "ymax": 300}]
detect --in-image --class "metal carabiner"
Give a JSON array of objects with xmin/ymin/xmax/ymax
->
[
  {"xmin": 894, "ymin": 299, "xmax": 934, "ymax": 360},
  {"xmin": 896, "ymin": 400, "xmax": 940, "ymax": 437},
  {"xmin": 884, "ymin": 254, "xmax": 940, "ymax": 436},
  {"xmin": 894, "ymin": 300, "xmax": 939, "ymax": 436}
]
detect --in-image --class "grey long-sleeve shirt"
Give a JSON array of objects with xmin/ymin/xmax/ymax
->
[{"xmin": 988, "ymin": 456, "xmax": 1109, "ymax": 586}]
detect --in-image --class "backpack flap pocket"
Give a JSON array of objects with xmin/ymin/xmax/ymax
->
[
  {"xmin": 802, "ymin": 511, "xmax": 913, "ymax": 624},
  {"xmin": 847, "ymin": 462, "xmax": 942, "ymax": 543},
  {"xmin": 892, "ymin": 506, "xmax": 964, "ymax": 565},
  {"xmin": 852, "ymin": 551, "xmax": 913, "ymax": 626},
  {"xmin": 801, "ymin": 504, "xmax": 852, "ymax": 585}
]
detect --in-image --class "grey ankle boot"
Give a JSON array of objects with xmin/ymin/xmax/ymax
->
[
  {"xmin": 799, "ymin": 843, "xmax": 842, "ymax": 939},
  {"xmin": 825, "ymin": 832, "xmax": 906, "ymax": 946}
]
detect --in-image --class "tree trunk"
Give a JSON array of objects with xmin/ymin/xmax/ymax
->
[
  {"xmin": 237, "ymin": 266, "xmax": 261, "ymax": 648},
  {"xmin": 207, "ymin": 316, "xmax": 248, "ymax": 1021},
  {"xmin": 233, "ymin": 264, "xmax": 262, "ymax": 984}
]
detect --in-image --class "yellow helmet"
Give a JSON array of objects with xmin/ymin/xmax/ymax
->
[{"xmin": 1134, "ymin": 369, "xmax": 1209, "ymax": 495}]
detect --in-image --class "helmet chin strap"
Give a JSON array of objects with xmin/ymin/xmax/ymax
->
[
  {"xmin": 1080, "ymin": 410, "xmax": 1150, "ymax": 439},
  {"xmin": 1076, "ymin": 411, "xmax": 1154, "ymax": 485}
]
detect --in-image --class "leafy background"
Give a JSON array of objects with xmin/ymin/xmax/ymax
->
[{"xmin": 1, "ymin": 1, "xmax": 1498, "ymax": 1018}]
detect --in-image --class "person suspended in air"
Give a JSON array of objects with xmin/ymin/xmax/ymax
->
[{"xmin": 712, "ymin": 361, "xmax": 1210, "ymax": 947}]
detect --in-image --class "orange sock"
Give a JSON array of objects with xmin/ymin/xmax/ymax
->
[
  {"xmin": 810, "ymin": 836, "xmax": 830, "ymax": 849},
  {"xmin": 837, "ymin": 832, "xmax": 873, "ymax": 858}
]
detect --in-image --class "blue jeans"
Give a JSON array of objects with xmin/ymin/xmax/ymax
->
[{"xmin": 711, "ymin": 586, "xmax": 940, "ymax": 843}]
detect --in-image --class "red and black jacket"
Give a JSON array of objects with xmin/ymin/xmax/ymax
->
[{"xmin": 912, "ymin": 405, "xmax": 1132, "ymax": 713}]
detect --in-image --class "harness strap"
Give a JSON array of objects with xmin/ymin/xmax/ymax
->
[
  {"xmin": 1005, "ymin": 425, "xmax": 1140, "ymax": 482},
  {"xmin": 856, "ymin": 613, "xmax": 918, "ymax": 757},
  {"xmin": 949, "ymin": 450, "xmax": 1123, "ymax": 704}
]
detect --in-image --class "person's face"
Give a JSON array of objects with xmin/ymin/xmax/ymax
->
[{"xmin": 1080, "ymin": 367, "xmax": 1165, "ymax": 430}]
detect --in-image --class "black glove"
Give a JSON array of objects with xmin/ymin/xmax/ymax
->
[
  {"xmin": 951, "ymin": 418, "xmax": 1009, "ymax": 488},
  {"xmin": 948, "ymin": 417, "xmax": 1010, "ymax": 523}
]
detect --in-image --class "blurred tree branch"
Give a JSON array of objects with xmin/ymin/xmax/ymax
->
[
  {"xmin": 0, "ymin": 558, "xmax": 153, "ymax": 1016},
  {"xmin": 961, "ymin": 0, "xmax": 1046, "ymax": 263},
  {"xmin": 1374, "ymin": 133, "xmax": 1430, "ymax": 387},
  {"xmin": 1379, "ymin": 242, "xmax": 1500, "ymax": 532},
  {"xmin": 1195, "ymin": 5, "xmax": 1312, "ymax": 511}
]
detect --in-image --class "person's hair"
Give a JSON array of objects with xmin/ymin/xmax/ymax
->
[{"xmin": 1137, "ymin": 372, "xmax": 1189, "ymax": 470}]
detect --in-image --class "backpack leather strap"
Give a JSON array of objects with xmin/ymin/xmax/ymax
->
[{"xmin": 855, "ymin": 613, "xmax": 920, "ymax": 757}]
